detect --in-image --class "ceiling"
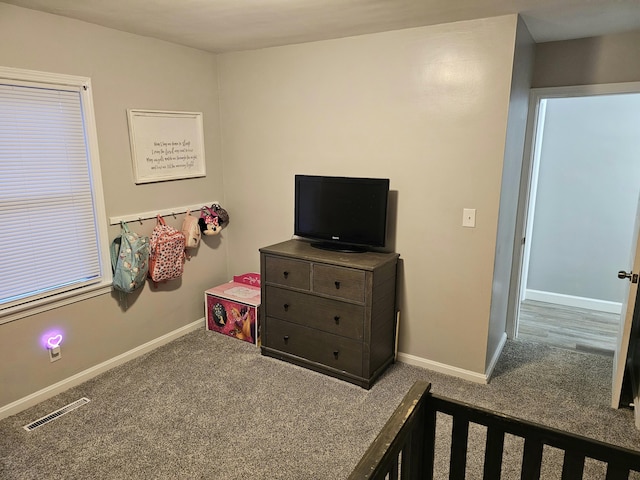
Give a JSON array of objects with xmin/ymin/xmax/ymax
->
[{"xmin": 3, "ymin": 0, "xmax": 640, "ymax": 53}]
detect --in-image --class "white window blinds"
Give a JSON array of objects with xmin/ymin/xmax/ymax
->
[{"xmin": 0, "ymin": 75, "xmax": 108, "ymax": 314}]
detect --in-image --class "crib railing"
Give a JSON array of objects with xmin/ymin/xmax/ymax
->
[{"xmin": 348, "ymin": 380, "xmax": 640, "ymax": 480}]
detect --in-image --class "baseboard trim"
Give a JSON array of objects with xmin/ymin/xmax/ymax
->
[
  {"xmin": 524, "ymin": 289, "xmax": 622, "ymax": 314},
  {"xmin": 396, "ymin": 352, "xmax": 488, "ymax": 384},
  {"xmin": 485, "ymin": 332, "xmax": 507, "ymax": 383},
  {"xmin": 0, "ymin": 318, "xmax": 203, "ymax": 420}
]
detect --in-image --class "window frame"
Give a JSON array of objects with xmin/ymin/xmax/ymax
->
[{"xmin": 0, "ymin": 66, "xmax": 112, "ymax": 324}]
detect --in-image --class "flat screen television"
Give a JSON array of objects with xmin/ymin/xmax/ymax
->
[{"xmin": 294, "ymin": 174, "xmax": 390, "ymax": 252}]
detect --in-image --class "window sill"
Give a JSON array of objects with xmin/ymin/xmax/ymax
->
[{"xmin": 0, "ymin": 283, "xmax": 112, "ymax": 325}]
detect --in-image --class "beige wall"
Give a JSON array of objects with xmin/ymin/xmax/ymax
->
[
  {"xmin": 533, "ymin": 29, "xmax": 640, "ymax": 88},
  {"xmin": 218, "ymin": 15, "xmax": 520, "ymax": 375},
  {"xmin": 3, "ymin": 6, "xmax": 635, "ymax": 411},
  {"xmin": 0, "ymin": 4, "xmax": 227, "ymax": 408},
  {"xmin": 1, "ymin": 5, "xmax": 527, "ymax": 412}
]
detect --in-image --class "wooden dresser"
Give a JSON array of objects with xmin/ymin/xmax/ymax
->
[{"xmin": 259, "ymin": 239, "xmax": 399, "ymax": 389}]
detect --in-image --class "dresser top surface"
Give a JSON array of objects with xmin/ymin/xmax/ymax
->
[{"xmin": 260, "ymin": 239, "xmax": 399, "ymax": 270}]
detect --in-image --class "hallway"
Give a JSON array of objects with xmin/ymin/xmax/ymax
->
[{"xmin": 517, "ymin": 299, "xmax": 619, "ymax": 355}]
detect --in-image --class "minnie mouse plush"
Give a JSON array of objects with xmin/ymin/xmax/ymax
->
[{"xmin": 199, "ymin": 204, "xmax": 229, "ymax": 236}]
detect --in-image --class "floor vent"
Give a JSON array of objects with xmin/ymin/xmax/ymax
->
[{"xmin": 23, "ymin": 397, "xmax": 90, "ymax": 431}]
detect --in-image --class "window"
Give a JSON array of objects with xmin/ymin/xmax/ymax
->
[{"xmin": 0, "ymin": 67, "xmax": 111, "ymax": 322}]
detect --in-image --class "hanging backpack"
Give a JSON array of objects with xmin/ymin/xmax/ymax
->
[
  {"xmin": 149, "ymin": 215, "xmax": 186, "ymax": 285},
  {"xmin": 211, "ymin": 203, "xmax": 229, "ymax": 227},
  {"xmin": 181, "ymin": 210, "xmax": 201, "ymax": 249},
  {"xmin": 111, "ymin": 221, "xmax": 150, "ymax": 296}
]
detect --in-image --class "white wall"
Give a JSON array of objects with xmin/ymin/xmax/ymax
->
[
  {"xmin": 487, "ymin": 16, "xmax": 534, "ymax": 368},
  {"xmin": 527, "ymin": 93, "xmax": 640, "ymax": 303},
  {"xmin": 218, "ymin": 15, "xmax": 520, "ymax": 376}
]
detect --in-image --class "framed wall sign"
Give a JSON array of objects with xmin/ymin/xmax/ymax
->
[{"xmin": 127, "ymin": 109, "xmax": 206, "ymax": 184}]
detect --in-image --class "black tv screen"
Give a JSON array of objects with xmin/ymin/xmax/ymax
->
[{"xmin": 294, "ymin": 175, "xmax": 389, "ymax": 252}]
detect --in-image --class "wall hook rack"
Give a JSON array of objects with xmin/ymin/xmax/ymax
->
[{"xmin": 108, "ymin": 201, "xmax": 219, "ymax": 225}]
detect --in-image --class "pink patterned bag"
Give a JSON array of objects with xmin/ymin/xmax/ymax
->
[{"xmin": 148, "ymin": 215, "xmax": 186, "ymax": 286}]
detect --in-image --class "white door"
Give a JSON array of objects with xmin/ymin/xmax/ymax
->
[{"xmin": 612, "ymin": 194, "xmax": 640, "ymax": 426}]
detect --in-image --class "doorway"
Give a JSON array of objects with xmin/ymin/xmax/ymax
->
[{"xmin": 510, "ymin": 85, "xmax": 640, "ymax": 357}]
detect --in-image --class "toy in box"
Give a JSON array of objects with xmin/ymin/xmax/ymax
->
[{"xmin": 205, "ymin": 273, "xmax": 261, "ymax": 345}]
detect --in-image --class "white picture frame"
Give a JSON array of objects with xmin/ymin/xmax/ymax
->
[{"xmin": 127, "ymin": 109, "xmax": 206, "ymax": 184}]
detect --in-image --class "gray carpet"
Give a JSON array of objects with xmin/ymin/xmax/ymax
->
[{"xmin": 1, "ymin": 329, "xmax": 639, "ymax": 479}]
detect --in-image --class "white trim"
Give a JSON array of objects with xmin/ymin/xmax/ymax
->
[
  {"xmin": 0, "ymin": 319, "xmax": 203, "ymax": 420},
  {"xmin": 485, "ymin": 332, "xmax": 507, "ymax": 382},
  {"xmin": 0, "ymin": 66, "xmax": 91, "ymax": 88},
  {"xmin": 396, "ymin": 335, "xmax": 506, "ymax": 384},
  {"xmin": 531, "ymin": 82, "xmax": 640, "ymax": 99},
  {"xmin": 525, "ymin": 289, "xmax": 622, "ymax": 314},
  {"xmin": 520, "ymin": 99, "xmax": 546, "ymax": 301},
  {"xmin": 0, "ymin": 66, "xmax": 112, "ymax": 322},
  {"xmin": 81, "ymin": 76, "xmax": 112, "ymax": 290},
  {"xmin": 0, "ymin": 284, "xmax": 112, "ymax": 326},
  {"xmin": 396, "ymin": 352, "xmax": 488, "ymax": 384},
  {"xmin": 508, "ymin": 80, "xmax": 640, "ymax": 338},
  {"xmin": 506, "ymin": 88, "xmax": 544, "ymax": 339}
]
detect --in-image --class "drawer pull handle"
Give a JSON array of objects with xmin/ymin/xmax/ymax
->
[
  {"xmin": 334, "ymin": 315, "xmax": 340, "ymax": 324},
  {"xmin": 283, "ymin": 271, "xmax": 289, "ymax": 279},
  {"xmin": 283, "ymin": 303, "xmax": 289, "ymax": 312},
  {"xmin": 334, "ymin": 281, "xmax": 341, "ymax": 289},
  {"xmin": 284, "ymin": 335, "xmax": 289, "ymax": 344},
  {"xmin": 333, "ymin": 350, "xmax": 339, "ymax": 359}
]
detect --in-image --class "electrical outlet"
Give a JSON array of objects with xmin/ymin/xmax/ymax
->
[{"xmin": 49, "ymin": 346, "xmax": 62, "ymax": 362}]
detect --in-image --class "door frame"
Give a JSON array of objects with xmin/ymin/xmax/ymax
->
[
  {"xmin": 506, "ymin": 81, "xmax": 640, "ymax": 340},
  {"xmin": 612, "ymin": 195, "xmax": 640, "ymax": 411}
]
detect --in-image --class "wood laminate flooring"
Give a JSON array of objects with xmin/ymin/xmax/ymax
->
[{"xmin": 517, "ymin": 299, "xmax": 620, "ymax": 356}]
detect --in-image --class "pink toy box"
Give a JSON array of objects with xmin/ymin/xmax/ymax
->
[{"xmin": 205, "ymin": 273, "xmax": 261, "ymax": 345}]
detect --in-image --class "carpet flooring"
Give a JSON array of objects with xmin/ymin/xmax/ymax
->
[{"xmin": 1, "ymin": 329, "xmax": 639, "ymax": 479}]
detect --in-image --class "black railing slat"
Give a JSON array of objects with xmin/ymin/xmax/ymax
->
[
  {"xmin": 423, "ymin": 405, "xmax": 437, "ymax": 480},
  {"xmin": 450, "ymin": 416, "xmax": 470, "ymax": 480},
  {"xmin": 605, "ymin": 463, "xmax": 630, "ymax": 480},
  {"xmin": 483, "ymin": 426, "xmax": 505, "ymax": 480},
  {"xmin": 521, "ymin": 437, "xmax": 543, "ymax": 480},
  {"xmin": 390, "ymin": 458, "xmax": 399, "ymax": 480},
  {"xmin": 404, "ymin": 408, "xmax": 427, "ymax": 480},
  {"xmin": 561, "ymin": 450, "xmax": 585, "ymax": 480}
]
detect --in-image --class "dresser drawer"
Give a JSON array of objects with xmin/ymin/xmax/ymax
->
[
  {"xmin": 264, "ymin": 256, "xmax": 310, "ymax": 290},
  {"xmin": 265, "ymin": 317, "xmax": 363, "ymax": 376},
  {"xmin": 264, "ymin": 286, "xmax": 364, "ymax": 339},
  {"xmin": 313, "ymin": 264, "xmax": 365, "ymax": 302}
]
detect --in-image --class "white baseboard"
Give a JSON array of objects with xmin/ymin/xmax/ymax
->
[
  {"xmin": 0, "ymin": 318, "xmax": 203, "ymax": 420},
  {"xmin": 396, "ymin": 333, "xmax": 506, "ymax": 385},
  {"xmin": 524, "ymin": 289, "xmax": 622, "ymax": 314},
  {"xmin": 485, "ymin": 332, "xmax": 507, "ymax": 382},
  {"xmin": 396, "ymin": 352, "xmax": 488, "ymax": 384}
]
